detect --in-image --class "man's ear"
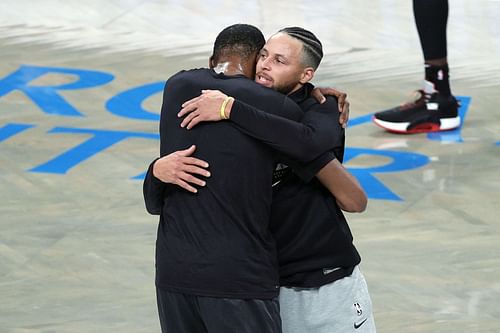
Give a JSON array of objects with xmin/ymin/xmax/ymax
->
[
  {"xmin": 208, "ymin": 55, "xmax": 215, "ymax": 68},
  {"xmin": 299, "ymin": 67, "xmax": 315, "ymax": 84}
]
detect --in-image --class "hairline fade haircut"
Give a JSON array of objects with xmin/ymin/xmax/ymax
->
[
  {"xmin": 278, "ymin": 27, "xmax": 323, "ymax": 70},
  {"xmin": 212, "ymin": 24, "xmax": 266, "ymax": 63}
]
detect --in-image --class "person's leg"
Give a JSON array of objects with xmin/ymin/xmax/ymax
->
[
  {"xmin": 414, "ymin": 0, "xmax": 451, "ymax": 96},
  {"xmin": 156, "ymin": 287, "xmax": 207, "ymax": 333},
  {"xmin": 372, "ymin": 0, "xmax": 459, "ymax": 134},
  {"xmin": 414, "ymin": 0, "xmax": 448, "ymax": 62},
  {"xmin": 198, "ymin": 296, "xmax": 282, "ymax": 333},
  {"xmin": 279, "ymin": 266, "xmax": 376, "ymax": 333}
]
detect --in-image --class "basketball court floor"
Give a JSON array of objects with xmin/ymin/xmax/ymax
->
[{"xmin": 1, "ymin": 1, "xmax": 499, "ymax": 332}]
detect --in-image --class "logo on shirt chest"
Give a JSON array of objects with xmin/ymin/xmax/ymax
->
[{"xmin": 272, "ymin": 163, "xmax": 290, "ymax": 187}]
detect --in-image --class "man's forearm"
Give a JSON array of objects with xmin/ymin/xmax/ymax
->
[
  {"xmin": 316, "ymin": 159, "xmax": 367, "ymax": 213},
  {"xmin": 230, "ymin": 99, "xmax": 338, "ymax": 162}
]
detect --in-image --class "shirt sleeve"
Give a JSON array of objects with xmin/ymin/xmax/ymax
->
[
  {"xmin": 280, "ymin": 97, "xmax": 346, "ymax": 182},
  {"xmin": 143, "ymin": 158, "xmax": 165, "ymax": 215},
  {"xmin": 281, "ymin": 150, "xmax": 337, "ymax": 182},
  {"xmin": 229, "ymin": 96, "xmax": 339, "ymax": 163}
]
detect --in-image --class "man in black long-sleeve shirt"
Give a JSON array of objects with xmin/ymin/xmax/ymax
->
[
  {"xmin": 146, "ymin": 24, "xmax": 346, "ymax": 333},
  {"xmin": 148, "ymin": 27, "xmax": 376, "ymax": 332}
]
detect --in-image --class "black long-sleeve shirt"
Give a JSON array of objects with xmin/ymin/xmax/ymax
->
[
  {"xmin": 269, "ymin": 83, "xmax": 361, "ymax": 288},
  {"xmin": 151, "ymin": 68, "xmax": 310, "ymax": 300}
]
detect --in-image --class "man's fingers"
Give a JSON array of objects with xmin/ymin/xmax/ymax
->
[
  {"xmin": 337, "ymin": 92, "xmax": 347, "ymax": 112},
  {"xmin": 202, "ymin": 89, "xmax": 223, "ymax": 97},
  {"xmin": 183, "ymin": 156, "xmax": 209, "ymax": 168},
  {"xmin": 311, "ymin": 88, "xmax": 327, "ymax": 104},
  {"xmin": 340, "ymin": 101, "xmax": 350, "ymax": 128},
  {"xmin": 181, "ymin": 112, "xmax": 199, "ymax": 128},
  {"xmin": 184, "ymin": 164, "xmax": 211, "ymax": 177},
  {"xmin": 177, "ymin": 144, "xmax": 196, "ymax": 157},
  {"xmin": 319, "ymin": 87, "xmax": 341, "ymax": 97},
  {"xmin": 313, "ymin": 87, "xmax": 350, "ymax": 106},
  {"xmin": 344, "ymin": 100, "xmax": 350, "ymax": 112},
  {"xmin": 185, "ymin": 116, "xmax": 203, "ymax": 130},
  {"xmin": 178, "ymin": 102, "xmax": 199, "ymax": 118},
  {"xmin": 338, "ymin": 100, "xmax": 345, "ymax": 113},
  {"xmin": 175, "ymin": 178, "xmax": 198, "ymax": 193},
  {"xmin": 181, "ymin": 95, "xmax": 203, "ymax": 108},
  {"xmin": 318, "ymin": 88, "xmax": 348, "ymax": 127},
  {"xmin": 317, "ymin": 88, "xmax": 347, "ymax": 99},
  {"xmin": 182, "ymin": 173, "xmax": 207, "ymax": 187}
]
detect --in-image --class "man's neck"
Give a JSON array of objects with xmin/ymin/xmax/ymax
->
[
  {"xmin": 212, "ymin": 55, "xmax": 254, "ymax": 78},
  {"xmin": 213, "ymin": 62, "xmax": 245, "ymax": 76}
]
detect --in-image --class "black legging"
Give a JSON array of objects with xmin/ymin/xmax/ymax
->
[{"xmin": 413, "ymin": 0, "xmax": 448, "ymax": 60}]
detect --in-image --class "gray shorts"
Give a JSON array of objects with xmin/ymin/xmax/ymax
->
[{"xmin": 279, "ymin": 266, "xmax": 376, "ymax": 333}]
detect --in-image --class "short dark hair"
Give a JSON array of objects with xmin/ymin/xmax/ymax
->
[
  {"xmin": 212, "ymin": 24, "xmax": 265, "ymax": 62},
  {"xmin": 279, "ymin": 27, "xmax": 323, "ymax": 70}
]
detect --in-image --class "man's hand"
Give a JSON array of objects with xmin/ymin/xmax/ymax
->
[
  {"xmin": 153, "ymin": 145, "xmax": 210, "ymax": 193},
  {"xmin": 311, "ymin": 87, "xmax": 350, "ymax": 128},
  {"xmin": 178, "ymin": 90, "xmax": 233, "ymax": 129}
]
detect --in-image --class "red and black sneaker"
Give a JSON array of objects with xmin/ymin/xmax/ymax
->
[{"xmin": 372, "ymin": 85, "xmax": 460, "ymax": 134}]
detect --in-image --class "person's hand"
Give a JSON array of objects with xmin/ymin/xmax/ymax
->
[
  {"xmin": 153, "ymin": 145, "xmax": 210, "ymax": 193},
  {"xmin": 178, "ymin": 90, "xmax": 233, "ymax": 129},
  {"xmin": 311, "ymin": 87, "xmax": 350, "ymax": 128}
]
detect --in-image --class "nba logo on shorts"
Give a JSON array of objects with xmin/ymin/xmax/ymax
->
[{"xmin": 354, "ymin": 302, "xmax": 363, "ymax": 316}]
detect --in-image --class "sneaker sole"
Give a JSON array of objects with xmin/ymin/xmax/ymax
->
[{"xmin": 372, "ymin": 116, "xmax": 461, "ymax": 134}]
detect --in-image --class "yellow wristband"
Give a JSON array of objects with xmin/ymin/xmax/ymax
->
[{"xmin": 220, "ymin": 96, "xmax": 234, "ymax": 120}]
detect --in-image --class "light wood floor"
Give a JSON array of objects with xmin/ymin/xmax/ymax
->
[{"xmin": 1, "ymin": 1, "xmax": 499, "ymax": 332}]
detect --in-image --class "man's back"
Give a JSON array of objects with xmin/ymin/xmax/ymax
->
[{"xmin": 156, "ymin": 68, "xmax": 302, "ymax": 299}]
